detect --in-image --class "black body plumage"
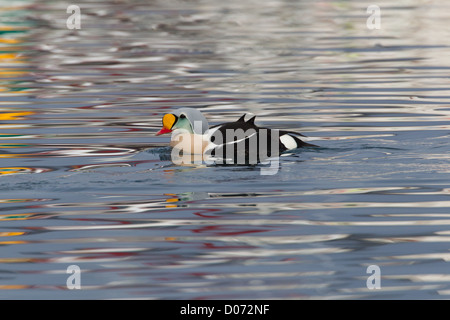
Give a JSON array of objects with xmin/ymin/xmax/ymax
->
[{"xmin": 207, "ymin": 114, "xmax": 315, "ymax": 164}]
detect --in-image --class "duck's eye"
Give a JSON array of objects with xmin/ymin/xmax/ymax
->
[{"xmin": 180, "ymin": 114, "xmax": 186, "ymax": 119}]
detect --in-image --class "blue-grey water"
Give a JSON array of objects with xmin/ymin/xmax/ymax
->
[{"xmin": 1, "ymin": 0, "xmax": 450, "ymax": 299}]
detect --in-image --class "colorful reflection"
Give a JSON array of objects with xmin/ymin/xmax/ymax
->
[
  {"xmin": 0, "ymin": 166, "xmax": 51, "ymax": 175},
  {"xmin": 0, "ymin": 212, "xmax": 52, "ymax": 221},
  {"xmin": 0, "ymin": 2, "xmax": 36, "ymax": 177},
  {"xmin": 0, "ymin": 231, "xmax": 26, "ymax": 245},
  {"xmin": 0, "ymin": 111, "xmax": 33, "ymax": 120},
  {"xmin": 0, "ymin": 4, "xmax": 32, "ymax": 86}
]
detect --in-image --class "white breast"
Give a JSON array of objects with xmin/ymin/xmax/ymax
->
[{"xmin": 170, "ymin": 130, "xmax": 208, "ymax": 154}]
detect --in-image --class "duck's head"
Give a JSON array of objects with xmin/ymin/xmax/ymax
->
[{"xmin": 156, "ymin": 108, "xmax": 208, "ymax": 136}]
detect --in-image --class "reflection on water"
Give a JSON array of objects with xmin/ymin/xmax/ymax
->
[{"xmin": 1, "ymin": 0, "xmax": 450, "ymax": 299}]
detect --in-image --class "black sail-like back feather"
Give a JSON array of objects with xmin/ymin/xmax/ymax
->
[{"xmin": 246, "ymin": 115, "xmax": 256, "ymax": 125}]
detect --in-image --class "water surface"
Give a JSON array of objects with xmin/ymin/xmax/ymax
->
[{"xmin": 1, "ymin": 0, "xmax": 450, "ymax": 299}]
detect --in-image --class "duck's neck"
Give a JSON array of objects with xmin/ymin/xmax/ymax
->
[{"xmin": 176, "ymin": 117, "xmax": 209, "ymax": 135}]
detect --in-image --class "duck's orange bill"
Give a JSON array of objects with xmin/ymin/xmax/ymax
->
[{"xmin": 156, "ymin": 113, "xmax": 176, "ymax": 135}]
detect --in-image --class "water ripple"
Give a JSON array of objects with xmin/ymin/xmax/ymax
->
[{"xmin": 2, "ymin": 0, "xmax": 450, "ymax": 299}]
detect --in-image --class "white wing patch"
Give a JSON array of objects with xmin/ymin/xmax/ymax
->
[{"xmin": 280, "ymin": 134, "xmax": 298, "ymax": 150}]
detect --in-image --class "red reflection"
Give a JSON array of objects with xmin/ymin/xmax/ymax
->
[{"xmin": 192, "ymin": 225, "xmax": 270, "ymax": 236}]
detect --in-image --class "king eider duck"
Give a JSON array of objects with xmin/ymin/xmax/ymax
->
[{"xmin": 156, "ymin": 108, "xmax": 316, "ymax": 165}]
